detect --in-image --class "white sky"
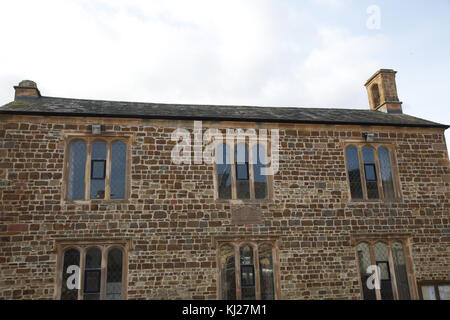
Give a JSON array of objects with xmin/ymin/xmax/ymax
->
[{"xmin": 0, "ymin": 0, "xmax": 449, "ymax": 152}]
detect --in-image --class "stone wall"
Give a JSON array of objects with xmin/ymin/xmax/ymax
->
[{"xmin": 0, "ymin": 114, "xmax": 449, "ymax": 299}]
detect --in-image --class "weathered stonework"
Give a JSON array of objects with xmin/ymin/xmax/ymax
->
[{"xmin": 0, "ymin": 113, "xmax": 448, "ymax": 299}]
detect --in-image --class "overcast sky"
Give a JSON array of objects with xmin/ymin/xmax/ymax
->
[{"xmin": 0, "ymin": 0, "xmax": 449, "ymax": 151}]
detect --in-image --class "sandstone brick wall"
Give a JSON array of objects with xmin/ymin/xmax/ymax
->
[{"xmin": 0, "ymin": 114, "xmax": 449, "ymax": 299}]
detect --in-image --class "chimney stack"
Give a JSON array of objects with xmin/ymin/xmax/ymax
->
[
  {"xmin": 365, "ymin": 69, "xmax": 402, "ymax": 114},
  {"xmin": 14, "ymin": 80, "xmax": 41, "ymax": 100}
]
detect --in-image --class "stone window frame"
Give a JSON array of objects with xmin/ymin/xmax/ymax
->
[
  {"xmin": 351, "ymin": 234, "xmax": 418, "ymax": 300},
  {"xmin": 213, "ymin": 138, "xmax": 274, "ymax": 203},
  {"xmin": 343, "ymin": 142, "xmax": 402, "ymax": 202},
  {"xmin": 54, "ymin": 239, "xmax": 131, "ymax": 300},
  {"xmin": 214, "ymin": 236, "xmax": 281, "ymax": 300},
  {"xmin": 418, "ymin": 280, "xmax": 450, "ymax": 300},
  {"xmin": 62, "ymin": 133, "xmax": 134, "ymax": 203}
]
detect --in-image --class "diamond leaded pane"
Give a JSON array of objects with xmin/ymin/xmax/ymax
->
[
  {"xmin": 378, "ymin": 147, "xmax": 395, "ymax": 199},
  {"xmin": 346, "ymin": 146, "xmax": 363, "ymax": 199},
  {"xmin": 220, "ymin": 244, "xmax": 236, "ymax": 300},
  {"xmin": 357, "ymin": 242, "xmax": 376, "ymax": 300},
  {"xmin": 110, "ymin": 141, "xmax": 127, "ymax": 199},
  {"xmin": 67, "ymin": 140, "xmax": 86, "ymax": 200},
  {"xmin": 259, "ymin": 244, "xmax": 274, "ymax": 300},
  {"xmin": 105, "ymin": 248, "xmax": 123, "ymax": 300},
  {"xmin": 374, "ymin": 242, "xmax": 394, "ymax": 300},
  {"xmin": 391, "ymin": 242, "xmax": 411, "ymax": 300}
]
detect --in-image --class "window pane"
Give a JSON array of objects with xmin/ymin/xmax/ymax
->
[
  {"xmin": 90, "ymin": 141, "xmax": 107, "ymax": 199},
  {"xmin": 391, "ymin": 242, "xmax": 411, "ymax": 300},
  {"xmin": 253, "ymin": 145, "xmax": 268, "ymax": 199},
  {"xmin": 220, "ymin": 244, "xmax": 236, "ymax": 300},
  {"xmin": 240, "ymin": 244, "xmax": 255, "ymax": 300},
  {"xmin": 105, "ymin": 248, "xmax": 123, "ymax": 300},
  {"xmin": 374, "ymin": 242, "xmax": 393, "ymax": 300},
  {"xmin": 362, "ymin": 147, "xmax": 379, "ymax": 199},
  {"xmin": 345, "ymin": 146, "xmax": 363, "ymax": 199},
  {"xmin": 378, "ymin": 147, "xmax": 395, "ymax": 199},
  {"xmin": 421, "ymin": 285, "xmax": 437, "ymax": 300},
  {"xmin": 217, "ymin": 144, "xmax": 232, "ymax": 199},
  {"xmin": 259, "ymin": 244, "xmax": 274, "ymax": 300},
  {"xmin": 235, "ymin": 144, "xmax": 250, "ymax": 199},
  {"xmin": 357, "ymin": 243, "xmax": 376, "ymax": 300},
  {"xmin": 61, "ymin": 248, "xmax": 80, "ymax": 300},
  {"xmin": 84, "ymin": 248, "xmax": 102, "ymax": 300},
  {"xmin": 438, "ymin": 285, "xmax": 450, "ymax": 300},
  {"xmin": 111, "ymin": 141, "xmax": 127, "ymax": 199},
  {"xmin": 67, "ymin": 140, "xmax": 86, "ymax": 200}
]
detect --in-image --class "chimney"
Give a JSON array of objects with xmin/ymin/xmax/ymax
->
[
  {"xmin": 14, "ymin": 80, "xmax": 41, "ymax": 100},
  {"xmin": 365, "ymin": 69, "xmax": 402, "ymax": 114}
]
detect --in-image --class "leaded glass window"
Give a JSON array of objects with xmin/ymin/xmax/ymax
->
[
  {"xmin": 216, "ymin": 142, "xmax": 270, "ymax": 201},
  {"xmin": 218, "ymin": 240, "xmax": 277, "ymax": 300},
  {"xmin": 240, "ymin": 244, "xmax": 256, "ymax": 300},
  {"xmin": 110, "ymin": 141, "xmax": 127, "ymax": 200},
  {"xmin": 235, "ymin": 144, "xmax": 250, "ymax": 200},
  {"xmin": 253, "ymin": 144, "xmax": 268, "ymax": 200},
  {"xmin": 346, "ymin": 145, "xmax": 398, "ymax": 201},
  {"xmin": 90, "ymin": 141, "xmax": 107, "ymax": 199},
  {"xmin": 357, "ymin": 242, "xmax": 376, "ymax": 300},
  {"xmin": 357, "ymin": 240, "xmax": 412, "ymax": 300},
  {"xmin": 84, "ymin": 247, "xmax": 102, "ymax": 300},
  {"xmin": 105, "ymin": 248, "xmax": 123, "ymax": 300},
  {"xmin": 362, "ymin": 147, "xmax": 379, "ymax": 199},
  {"xmin": 220, "ymin": 244, "xmax": 236, "ymax": 300},
  {"xmin": 391, "ymin": 242, "xmax": 411, "ymax": 300},
  {"xmin": 67, "ymin": 141, "xmax": 86, "ymax": 200},
  {"xmin": 61, "ymin": 248, "xmax": 80, "ymax": 300},
  {"xmin": 346, "ymin": 146, "xmax": 363, "ymax": 199},
  {"xmin": 65, "ymin": 137, "xmax": 128, "ymax": 201},
  {"xmin": 378, "ymin": 147, "xmax": 395, "ymax": 199},
  {"xmin": 259, "ymin": 244, "xmax": 275, "ymax": 300},
  {"xmin": 217, "ymin": 144, "xmax": 232, "ymax": 200}
]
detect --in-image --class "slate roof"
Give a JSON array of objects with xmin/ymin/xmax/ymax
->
[{"xmin": 0, "ymin": 96, "xmax": 448, "ymax": 128}]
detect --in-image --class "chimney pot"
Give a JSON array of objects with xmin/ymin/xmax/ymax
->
[{"xmin": 14, "ymin": 80, "xmax": 41, "ymax": 100}]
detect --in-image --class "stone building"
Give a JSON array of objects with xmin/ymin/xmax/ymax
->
[{"xmin": 0, "ymin": 69, "xmax": 448, "ymax": 300}]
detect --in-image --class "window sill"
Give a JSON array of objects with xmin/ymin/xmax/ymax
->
[
  {"xmin": 63, "ymin": 199, "xmax": 130, "ymax": 205},
  {"xmin": 348, "ymin": 198, "xmax": 402, "ymax": 204}
]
